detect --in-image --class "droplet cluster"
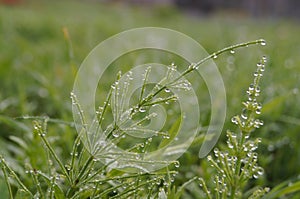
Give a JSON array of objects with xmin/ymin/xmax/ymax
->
[
  {"xmin": 200, "ymin": 56, "xmax": 269, "ymax": 198},
  {"xmin": 231, "ymin": 56, "xmax": 266, "ymax": 133}
]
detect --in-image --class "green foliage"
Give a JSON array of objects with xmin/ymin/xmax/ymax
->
[
  {"xmin": 0, "ymin": 1, "xmax": 300, "ymax": 198},
  {"xmin": 0, "ymin": 36, "xmax": 270, "ymax": 197}
]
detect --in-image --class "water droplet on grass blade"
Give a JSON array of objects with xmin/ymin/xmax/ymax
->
[
  {"xmin": 112, "ymin": 131, "xmax": 120, "ymax": 138},
  {"xmin": 228, "ymin": 142, "xmax": 234, "ymax": 149},
  {"xmin": 139, "ymin": 107, "xmax": 146, "ymax": 113},
  {"xmin": 260, "ymin": 39, "xmax": 266, "ymax": 46},
  {"xmin": 249, "ymin": 84, "xmax": 254, "ymax": 91},
  {"xmin": 241, "ymin": 109, "xmax": 248, "ymax": 119},
  {"xmin": 207, "ymin": 155, "xmax": 212, "ymax": 161},
  {"xmin": 174, "ymin": 161, "xmax": 180, "ymax": 168},
  {"xmin": 214, "ymin": 148, "xmax": 219, "ymax": 156},
  {"xmin": 255, "ymin": 109, "xmax": 261, "ymax": 115},
  {"xmin": 231, "ymin": 116, "xmax": 238, "ymax": 124},
  {"xmin": 163, "ymin": 135, "xmax": 170, "ymax": 139},
  {"xmin": 257, "ymin": 62, "xmax": 262, "ymax": 67},
  {"xmin": 262, "ymin": 55, "xmax": 267, "ymax": 62}
]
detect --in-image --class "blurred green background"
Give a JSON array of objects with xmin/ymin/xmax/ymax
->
[{"xmin": 0, "ymin": 0, "xmax": 299, "ymax": 197}]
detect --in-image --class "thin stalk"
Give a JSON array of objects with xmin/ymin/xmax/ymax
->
[
  {"xmin": 177, "ymin": 176, "xmax": 198, "ymax": 195},
  {"xmin": 49, "ymin": 175, "xmax": 56, "ymax": 199},
  {"xmin": 174, "ymin": 39, "xmax": 265, "ymax": 83},
  {"xmin": 93, "ymin": 180, "xmax": 128, "ymax": 198},
  {"xmin": 109, "ymin": 178, "xmax": 161, "ymax": 199},
  {"xmin": 37, "ymin": 130, "xmax": 72, "ymax": 184},
  {"xmin": 140, "ymin": 39, "xmax": 265, "ymax": 107},
  {"xmin": 0, "ymin": 157, "xmax": 33, "ymax": 197},
  {"xmin": 222, "ymin": 155, "xmax": 234, "ymax": 185},
  {"xmin": 1, "ymin": 166, "xmax": 13, "ymax": 199},
  {"xmin": 16, "ymin": 115, "xmax": 76, "ymax": 127},
  {"xmin": 139, "ymin": 66, "xmax": 151, "ymax": 103},
  {"xmin": 215, "ymin": 176, "xmax": 220, "ymax": 199},
  {"xmin": 70, "ymin": 135, "xmax": 81, "ymax": 180},
  {"xmin": 199, "ymin": 178, "xmax": 212, "ymax": 199},
  {"xmin": 31, "ymin": 170, "xmax": 45, "ymax": 199},
  {"xmin": 230, "ymin": 132, "xmax": 246, "ymax": 198},
  {"xmin": 71, "ymin": 92, "xmax": 92, "ymax": 150},
  {"xmin": 74, "ymin": 155, "xmax": 94, "ymax": 184}
]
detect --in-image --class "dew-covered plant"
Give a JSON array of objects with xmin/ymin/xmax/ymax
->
[
  {"xmin": 0, "ymin": 39, "xmax": 268, "ymax": 198},
  {"xmin": 199, "ymin": 56, "xmax": 270, "ymax": 199}
]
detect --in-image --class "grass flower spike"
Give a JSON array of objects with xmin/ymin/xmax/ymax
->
[{"xmin": 200, "ymin": 56, "xmax": 270, "ymax": 199}]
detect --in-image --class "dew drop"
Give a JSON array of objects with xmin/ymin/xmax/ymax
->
[
  {"xmin": 249, "ymin": 84, "xmax": 254, "ymax": 91},
  {"xmin": 174, "ymin": 161, "xmax": 180, "ymax": 168},
  {"xmin": 255, "ymin": 109, "xmax": 261, "ymax": 115},
  {"xmin": 257, "ymin": 103, "xmax": 262, "ymax": 109},
  {"xmin": 65, "ymin": 165, "xmax": 71, "ymax": 171},
  {"xmin": 265, "ymin": 187, "xmax": 270, "ymax": 192},
  {"xmin": 241, "ymin": 109, "xmax": 248, "ymax": 120},
  {"xmin": 163, "ymin": 135, "xmax": 170, "ymax": 139},
  {"xmin": 112, "ymin": 131, "xmax": 120, "ymax": 138},
  {"xmin": 214, "ymin": 148, "xmax": 219, "ymax": 157},
  {"xmin": 262, "ymin": 55, "xmax": 267, "ymax": 62},
  {"xmin": 230, "ymin": 49, "xmax": 235, "ymax": 54},
  {"xmin": 256, "ymin": 167, "xmax": 264, "ymax": 176},
  {"xmin": 139, "ymin": 107, "xmax": 146, "ymax": 113},
  {"xmin": 135, "ymin": 154, "xmax": 141, "ymax": 160},
  {"xmin": 231, "ymin": 116, "xmax": 238, "ymax": 124},
  {"xmin": 213, "ymin": 54, "xmax": 218, "ymax": 59},
  {"xmin": 260, "ymin": 40, "xmax": 266, "ymax": 46},
  {"xmin": 207, "ymin": 155, "xmax": 212, "ymax": 161},
  {"xmin": 257, "ymin": 62, "xmax": 262, "ymax": 67},
  {"xmin": 259, "ymin": 120, "xmax": 264, "ymax": 125},
  {"xmin": 165, "ymin": 88, "xmax": 170, "ymax": 93},
  {"xmin": 247, "ymin": 152, "xmax": 252, "ymax": 157},
  {"xmin": 188, "ymin": 64, "xmax": 195, "ymax": 70}
]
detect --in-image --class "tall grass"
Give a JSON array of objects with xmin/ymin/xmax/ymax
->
[{"xmin": 0, "ymin": 1, "xmax": 300, "ymax": 198}]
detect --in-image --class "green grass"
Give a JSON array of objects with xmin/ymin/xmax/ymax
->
[{"xmin": 0, "ymin": 0, "xmax": 300, "ymax": 197}]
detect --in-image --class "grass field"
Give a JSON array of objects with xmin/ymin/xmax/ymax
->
[{"xmin": 0, "ymin": 0, "xmax": 300, "ymax": 197}]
